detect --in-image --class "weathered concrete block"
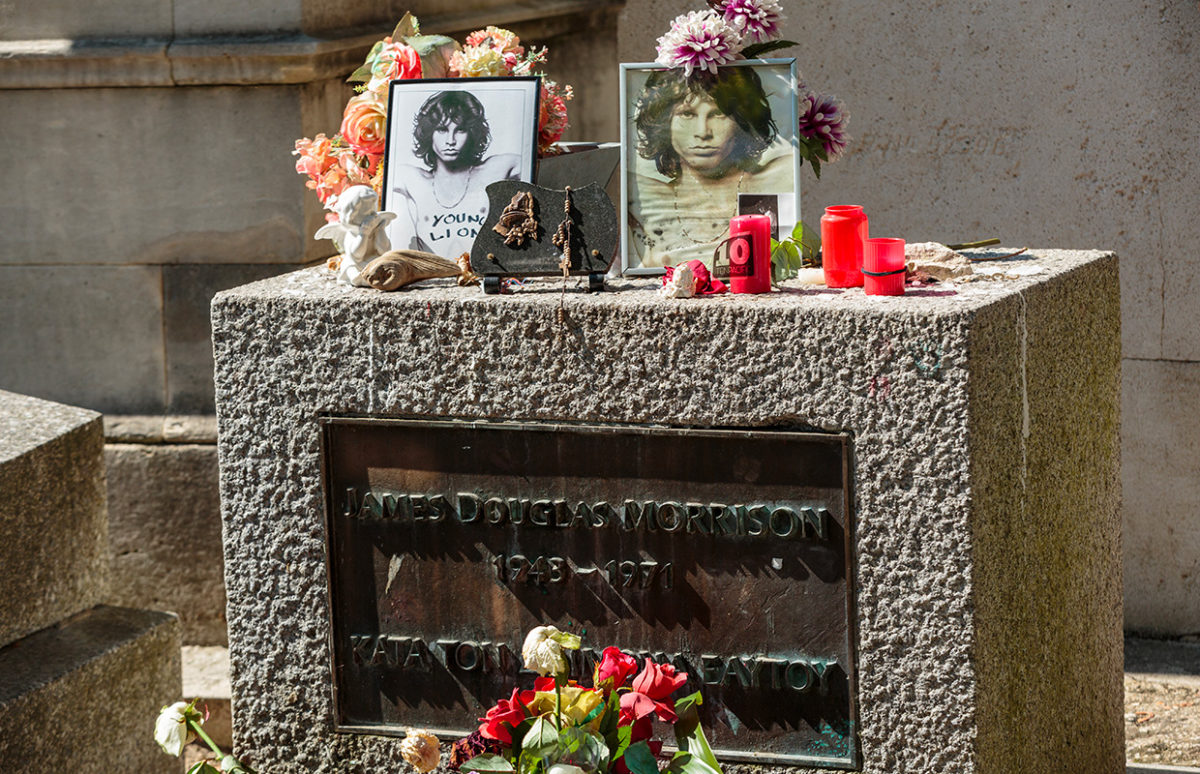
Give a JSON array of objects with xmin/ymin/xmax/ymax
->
[
  {"xmin": 0, "ymin": 605, "xmax": 181, "ymax": 772},
  {"xmin": 1122, "ymin": 359, "xmax": 1200, "ymax": 635},
  {"xmin": 165, "ymin": 264, "xmax": 302, "ymax": 415},
  {"xmin": 106, "ymin": 442, "xmax": 227, "ymax": 646},
  {"xmin": 0, "ymin": 390, "xmax": 108, "ymax": 648},
  {"xmin": 212, "ymin": 249, "xmax": 1123, "ymax": 773},
  {"xmin": 0, "ymin": 266, "xmax": 165, "ymax": 414}
]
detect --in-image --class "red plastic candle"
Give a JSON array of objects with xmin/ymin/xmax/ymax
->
[
  {"xmin": 727, "ymin": 214, "xmax": 772, "ymax": 294},
  {"xmin": 863, "ymin": 238, "xmax": 907, "ymax": 296},
  {"xmin": 821, "ymin": 205, "xmax": 868, "ymax": 288}
]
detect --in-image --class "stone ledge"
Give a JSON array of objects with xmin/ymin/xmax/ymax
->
[
  {"xmin": 0, "ymin": 0, "xmax": 621, "ymax": 90},
  {"xmin": 104, "ymin": 414, "xmax": 219, "ymax": 444},
  {"xmin": 0, "ymin": 605, "xmax": 181, "ymax": 773}
]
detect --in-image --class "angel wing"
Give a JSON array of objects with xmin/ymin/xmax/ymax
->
[{"xmin": 314, "ymin": 221, "xmax": 350, "ymax": 242}]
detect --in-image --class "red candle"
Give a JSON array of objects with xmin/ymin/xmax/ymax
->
[
  {"xmin": 863, "ymin": 238, "xmax": 907, "ymax": 296},
  {"xmin": 727, "ymin": 214, "xmax": 772, "ymax": 294},
  {"xmin": 821, "ymin": 205, "xmax": 868, "ymax": 288}
]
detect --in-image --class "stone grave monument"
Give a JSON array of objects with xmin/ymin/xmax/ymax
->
[
  {"xmin": 0, "ymin": 390, "xmax": 181, "ymax": 771},
  {"xmin": 212, "ymin": 248, "xmax": 1123, "ymax": 773}
]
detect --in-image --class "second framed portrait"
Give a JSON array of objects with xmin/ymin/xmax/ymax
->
[
  {"xmin": 619, "ymin": 59, "xmax": 801, "ymax": 275},
  {"xmin": 382, "ymin": 77, "xmax": 541, "ymax": 259}
]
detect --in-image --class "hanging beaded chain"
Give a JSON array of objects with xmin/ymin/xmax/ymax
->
[{"xmin": 552, "ymin": 186, "xmax": 574, "ymax": 328}]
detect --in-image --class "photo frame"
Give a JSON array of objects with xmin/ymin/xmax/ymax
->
[
  {"xmin": 618, "ymin": 59, "xmax": 801, "ymax": 275},
  {"xmin": 382, "ymin": 76, "xmax": 541, "ymax": 259}
]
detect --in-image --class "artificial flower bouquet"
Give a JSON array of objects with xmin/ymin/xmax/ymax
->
[
  {"xmin": 294, "ymin": 13, "xmax": 573, "ymax": 213},
  {"xmin": 404, "ymin": 626, "xmax": 725, "ymax": 774}
]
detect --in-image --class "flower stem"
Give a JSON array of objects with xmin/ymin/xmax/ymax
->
[
  {"xmin": 555, "ymin": 676, "xmax": 564, "ymax": 731},
  {"xmin": 188, "ymin": 718, "xmax": 224, "ymax": 759}
]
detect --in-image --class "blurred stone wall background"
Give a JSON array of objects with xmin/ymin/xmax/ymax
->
[
  {"xmin": 0, "ymin": 0, "xmax": 622, "ymax": 647},
  {"xmin": 0, "ymin": 0, "xmax": 1196, "ymax": 641},
  {"xmin": 618, "ymin": 0, "xmax": 1199, "ymax": 636}
]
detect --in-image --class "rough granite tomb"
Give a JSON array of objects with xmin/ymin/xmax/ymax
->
[{"xmin": 212, "ymin": 248, "xmax": 1123, "ymax": 773}]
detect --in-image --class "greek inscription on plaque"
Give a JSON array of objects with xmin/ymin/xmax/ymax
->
[{"xmin": 321, "ymin": 418, "xmax": 857, "ymax": 769}]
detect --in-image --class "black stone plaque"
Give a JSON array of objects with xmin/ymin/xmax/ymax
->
[
  {"xmin": 469, "ymin": 182, "xmax": 617, "ymax": 277},
  {"xmin": 320, "ymin": 418, "xmax": 858, "ymax": 769}
]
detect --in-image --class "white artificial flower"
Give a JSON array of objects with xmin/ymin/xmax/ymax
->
[
  {"xmin": 154, "ymin": 701, "xmax": 197, "ymax": 757},
  {"xmin": 522, "ymin": 625, "xmax": 581, "ymax": 677}
]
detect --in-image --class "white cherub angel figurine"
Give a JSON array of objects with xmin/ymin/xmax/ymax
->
[{"xmin": 315, "ymin": 185, "xmax": 398, "ymax": 287}]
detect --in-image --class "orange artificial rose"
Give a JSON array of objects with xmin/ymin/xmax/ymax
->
[{"xmin": 340, "ymin": 93, "xmax": 387, "ymax": 157}]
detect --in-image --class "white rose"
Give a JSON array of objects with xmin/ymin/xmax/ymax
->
[
  {"xmin": 154, "ymin": 701, "xmax": 197, "ymax": 757},
  {"xmin": 548, "ymin": 765, "xmax": 586, "ymax": 774},
  {"xmin": 522, "ymin": 626, "xmax": 581, "ymax": 677},
  {"xmin": 400, "ymin": 730, "xmax": 441, "ymax": 773}
]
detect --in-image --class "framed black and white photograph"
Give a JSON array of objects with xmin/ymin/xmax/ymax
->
[
  {"xmin": 619, "ymin": 59, "xmax": 801, "ymax": 275},
  {"xmin": 382, "ymin": 77, "xmax": 540, "ymax": 259}
]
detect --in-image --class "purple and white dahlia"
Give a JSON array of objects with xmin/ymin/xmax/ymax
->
[
  {"xmin": 798, "ymin": 91, "xmax": 850, "ymax": 159},
  {"xmin": 713, "ymin": 0, "xmax": 784, "ymax": 44},
  {"xmin": 655, "ymin": 10, "xmax": 743, "ymax": 76}
]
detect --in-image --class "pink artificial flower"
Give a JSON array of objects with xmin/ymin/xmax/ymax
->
[
  {"xmin": 655, "ymin": 10, "xmax": 742, "ymax": 77},
  {"xmin": 620, "ymin": 660, "xmax": 688, "ymax": 724},
  {"xmin": 465, "ymin": 26, "xmax": 524, "ymax": 57},
  {"xmin": 340, "ymin": 93, "xmax": 388, "ymax": 157},
  {"xmin": 714, "ymin": 0, "xmax": 784, "ymax": 44},
  {"xmin": 537, "ymin": 87, "xmax": 570, "ymax": 152},
  {"xmin": 798, "ymin": 90, "xmax": 850, "ymax": 160},
  {"xmin": 369, "ymin": 40, "xmax": 422, "ymax": 89},
  {"xmin": 293, "ymin": 134, "xmax": 334, "ymax": 178},
  {"xmin": 335, "ymin": 149, "xmax": 373, "ymax": 187}
]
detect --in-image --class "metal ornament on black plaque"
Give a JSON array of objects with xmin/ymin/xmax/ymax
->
[
  {"xmin": 470, "ymin": 181, "xmax": 617, "ymax": 294},
  {"xmin": 320, "ymin": 417, "xmax": 860, "ymax": 770}
]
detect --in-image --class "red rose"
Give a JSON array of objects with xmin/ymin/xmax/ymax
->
[
  {"xmin": 594, "ymin": 647, "xmax": 638, "ymax": 692},
  {"xmin": 478, "ymin": 688, "xmax": 532, "ymax": 745},
  {"xmin": 631, "ymin": 661, "xmax": 687, "ymax": 700},
  {"xmin": 620, "ymin": 661, "xmax": 688, "ymax": 724}
]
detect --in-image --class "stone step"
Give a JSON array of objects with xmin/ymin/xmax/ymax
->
[
  {"xmin": 0, "ymin": 390, "xmax": 108, "ymax": 648},
  {"xmin": 0, "ymin": 605, "xmax": 181, "ymax": 772},
  {"xmin": 183, "ymin": 645, "xmax": 232, "ymax": 748}
]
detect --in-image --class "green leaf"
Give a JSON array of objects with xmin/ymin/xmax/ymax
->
[
  {"xmin": 790, "ymin": 221, "xmax": 805, "ymax": 242},
  {"xmin": 459, "ymin": 754, "xmax": 515, "ymax": 774},
  {"xmin": 522, "ymin": 717, "xmax": 561, "ymax": 758},
  {"xmin": 508, "ymin": 716, "xmax": 536, "ymax": 761},
  {"xmin": 347, "ymin": 40, "xmax": 383, "ymax": 83},
  {"xmin": 548, "ymin": 630, "xmax": 582, "ymax": 650},
  {"xmin": 622, "ymin": 741, "xmax": 660, "ymax": 774},
  {"xmin": 612, "ymin": 722, "xmax": 633, "ymax": 759},
  {"xmin": 186, "ymin": 763, "xmax": 222, "ymax": 774},
  {"xmin": 809, "ymin": 156, "xmax": 822, "ymax": 179},
  {"xmin": 740, "ymin": 39, "xmax": 798, "ymax": 59},
  {"xmin": 391, "ymin": 13, "xmax": 420, "ymax": 40},
  {"xmin": 671, "ymin": 693, "xmax": 721, "ymax": 774},
  {"xmin": 599, "ymin": 690, "xmax": 621, "ymax": 746},
  {"xmin": 663, "ymin": 752, "xmax": 722, "ymax": 774},
  {"xmin": 404, "ymin": 34, "xmax": 460, "ymax": 79}
]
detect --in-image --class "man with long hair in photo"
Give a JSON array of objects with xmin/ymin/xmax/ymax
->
[
  {"xmin": 390, "ymin": 90, "xmax": 520, "ymax": 258},
  {"xmin": 628, "ymin": 66, "xmax": 793, "ymax": 268}
]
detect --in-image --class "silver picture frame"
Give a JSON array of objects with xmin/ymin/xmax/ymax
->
[{"xmin": 619, "ymin": 59, "xmax": 801, "ymax": 276}]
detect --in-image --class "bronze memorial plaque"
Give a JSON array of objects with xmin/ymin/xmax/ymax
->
[{"xmin": 321, "ymin": 418, "xmax": 858, "ymax": 769}]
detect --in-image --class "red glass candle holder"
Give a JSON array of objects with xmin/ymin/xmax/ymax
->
[
  {"xmin": 863, "ymin": 238, "xmax": 906, "ymax": 296},
  {"xmin": 727, "ymin": 214, "xmax": 772, "ymax": 294},
  {"xmin": 821, "ymin": 205, "xmax": 868, "ymax": 288}
]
